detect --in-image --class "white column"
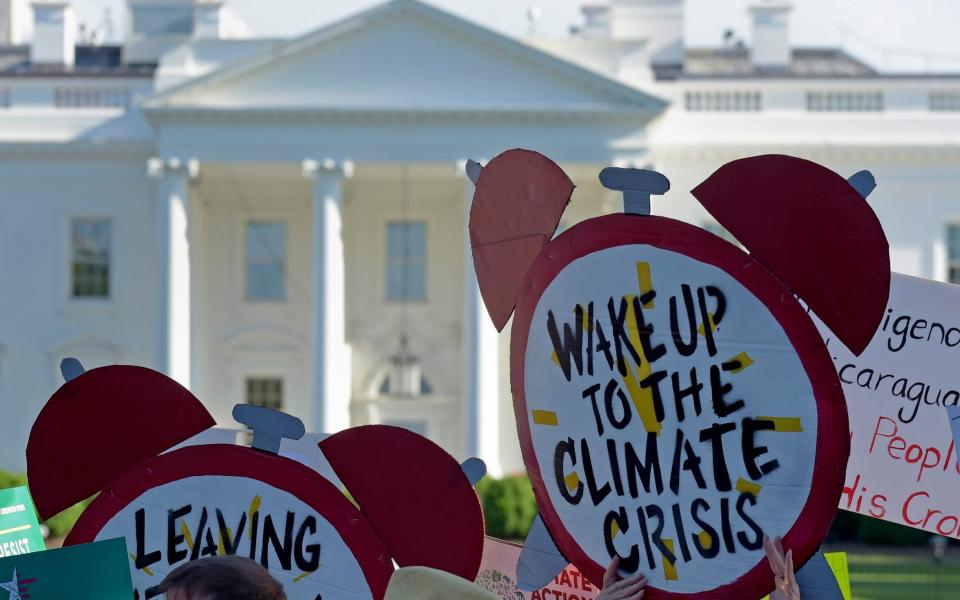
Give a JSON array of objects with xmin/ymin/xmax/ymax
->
[
  {"xmin": 149, "ymin": 157, "xmax": 198, "ymax": 389},
  {"xmin": 303, "ymin": 159, "xmax": 353, "ymax": 434},
  {"xmin": 460, "ymin": 163, "xmax": 501, "ymax": 475}
]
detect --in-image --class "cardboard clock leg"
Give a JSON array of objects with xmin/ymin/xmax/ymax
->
[
  {"xmin": 795, "ymin": 550, "xmax": 844, "ymax": 599},
  {"xmin": 60, "ymin": 357, "xmax": 85, "ymax": 382},
  {"xmin": 847, "ymin": 170, "xmax": 876, "ymax": 199},
  {"xmin": 947, "ymin": 405, "xmax": 960, "ymax": 454},
  {"xmin": 516, "ymin": 514, "xmax": 568, "ymax": 592},
  {"xmin": 460, "ymin": 457, "xmax": 487, "ymax": 486}
]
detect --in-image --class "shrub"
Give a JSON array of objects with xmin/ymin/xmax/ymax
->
[
  {"xmin": 857, "ymin": 514, "xmax": 931, "ymax": 546},
  {"xmin": 828, "ymin": 509, "xmax": 933, "ymax": 546},
  {"xmin": 476, "ymin": 473, "xmax": 538, "ymax": 541}
]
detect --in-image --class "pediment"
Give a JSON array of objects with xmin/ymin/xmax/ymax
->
[{"xmin": 144, "ymin": 0, "xmax": 663, "ymax": 115}]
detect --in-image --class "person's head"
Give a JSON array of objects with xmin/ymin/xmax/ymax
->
[{"xmin": 150, "ymin": 555, "xmax": 286, "ymax": 600}]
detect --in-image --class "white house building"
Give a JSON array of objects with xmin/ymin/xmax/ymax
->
[{"xmin": 1, "ymin": 0, "xmax": 958, "ymax": 476}]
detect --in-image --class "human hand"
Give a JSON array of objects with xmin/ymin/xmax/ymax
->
[
  {"xmin": 763, "ymin": 535, "xmax": 800, "ymax": 600},
  {"xmin": 597, "ymin": 557, "xmax": 646, "ymax": 600}
]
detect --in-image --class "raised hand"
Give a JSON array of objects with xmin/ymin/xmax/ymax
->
[
  {"xmin": 597, "ymin": 557, "xmax": 646, "ymax": 600},
  {"xmin": 763, "ymin": 535, "xmax": 800, "ymax": 600}
]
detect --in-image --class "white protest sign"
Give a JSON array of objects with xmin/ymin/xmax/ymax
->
[
  {"xmin": 817, "ymin": 273, "xmax": 960, "ymax": 537},
  {"xmin": 512, "ymin": 219, "xmax": 847, "ymax": 597}
]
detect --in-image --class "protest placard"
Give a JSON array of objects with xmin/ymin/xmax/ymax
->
[
  {"xmin": 0, "ymin": 486, "xmax": 43, "ymax": 558},
  {"xmin": 817, "ymin": 273, "xmax": 960, "ymax": 537},
  {"xmin": 0, "ymin": 537, "xmax": 133, "ymax": 599},
  {"xmin": 476, "ymin": 536, "xmax": 597, "ymax": 600},
  {"xmin": 468, "ymin": 151, "xmax": 885, "ymax": 598}
]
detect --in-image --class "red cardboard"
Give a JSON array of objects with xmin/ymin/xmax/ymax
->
[
  {"xmin": 26, "ymin": 365, "xmax": 215, "ymax": 520},
  {"xmin": 321, "ymin": 425, "xmax": 485, "ymax": 581},
  {"xmin": 691, "ymin": 154, "xmax": 890, "ymax": 356},
  {"xmin": 470, "ymin": 149, "xmax": 574, "ymax": 331}
]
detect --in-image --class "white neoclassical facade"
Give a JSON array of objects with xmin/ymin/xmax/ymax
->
[{"xmin": 1, "ymin": 0, "xmax": 959, "ymax": 475}]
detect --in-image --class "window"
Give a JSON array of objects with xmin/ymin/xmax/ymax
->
[
  {"xmin": 71, "ymin": 218, "xmax": 111, "ymax": 298},
  {"xmin": 930, "ymin": 91, "xmax": 960, "ymax": 112},
  {"xmin": 245, "ymin": 377, "xmax": 284, "ymax": 412},
  {"xmin": 685, "ymin": 90, "xmax": 762, "ymax": 112},
  {"xmin": 54, "ymin": 87, "xmax": 131, "ymax": 109},
  {"xmin": 245, "ymin": 221, "xmax": 286, "ymax": 301},
  {"xmin": 948, "ymin": 225, "xmax": 960, "ymax": 284},
  {"xmin": 386, "ymin": 221, "xmax": 426, "ymax": 301},
  {"xmin": 806, "ymin": 90, "xmax": 883, "ymax": 112}
]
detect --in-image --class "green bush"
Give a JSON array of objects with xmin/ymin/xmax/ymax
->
[
  {"xmin": 0, "ymin": 470, "xmax": 27, "ymax": 489},
  {"xmin": 476, "ymin": 473, "xmax": 538, "ymax": 540},
  {"xmin": 857, "ymin": 514, "xmax": 931, "ymax": 546},
  {"xmin": 0, "ymin": 470, "xmax": 91, "ymax": 539},
  {"xmin": 827, "ymin": 510, "xmax": 933, "ymax": 546}
]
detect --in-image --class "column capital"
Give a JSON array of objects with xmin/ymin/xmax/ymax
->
[
  {"xmin": 301, "ymin": 158, "xmax": 354, "ymax": 180},
  {"xmin": 147, "ymin": 156, "xmax": 200, "ymax": 180}
]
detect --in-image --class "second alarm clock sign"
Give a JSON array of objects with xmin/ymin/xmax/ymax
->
[
  {"xmin": 467, "ymin": 149, "xmax": 891, "ymax": 598},
  {"xmin": 512, "ymin": 215, "xmax": 845, "ymax": 597}
]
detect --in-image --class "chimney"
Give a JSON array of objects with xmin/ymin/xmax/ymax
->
[
  {"xmin": 193, "ymin": 0, "xmax": 224, "ymax": 39},
  {"xmin": 0, "ymin": 0, "xmax": 27, "ymax": 45},
  {"xmin": 580, "ymin": 2, "xmax": 611, "ymax": 38},
  {"xmin": 749, "ymin": 0, "xmax": 791, "ymax": 70},
  {"xmin": 31, "ymin": 0, "xmax": 74, "ymax": 66}
]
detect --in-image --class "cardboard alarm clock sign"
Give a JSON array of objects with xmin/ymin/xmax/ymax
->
[
  {"xmin": 468, "ymin": 151, "xmax": 891, "ymax": 598},
  {"xmin": 27, "ymin": 364, "xmax": 486, "ymax": 600}
]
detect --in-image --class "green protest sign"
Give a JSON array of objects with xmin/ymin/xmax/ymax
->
[
  {"xmin": 0, "ymin": 537, "xmax": 133, "ymax": 599},
  {"xmin": 0, "ymin": 486, "xmax": 43, "ymax": 558}
]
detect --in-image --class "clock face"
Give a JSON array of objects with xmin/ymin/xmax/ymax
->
[
  {"xmin": 511, "ymin": 215, "xmax": 847, "ymax": 598},
  {"xmin": 66, "ymin": 445, "xmax": 393, "ymax": 600}
]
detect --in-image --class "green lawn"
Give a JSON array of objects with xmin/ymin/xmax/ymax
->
[{"xmin": 825, "ymin": 545, "xmax": 960, "ymax": 600}]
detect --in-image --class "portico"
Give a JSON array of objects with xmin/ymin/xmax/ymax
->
[{"xmin": 139, "ymin": 0, "xmax": 663, "ymax": 473}]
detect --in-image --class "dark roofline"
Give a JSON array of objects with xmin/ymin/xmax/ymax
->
[
  {"xmin": 0, "ymin": 44, "xmax": 156, "ymax": 78},
  {"xmin": 0, "ymin": 65, "xmax": 157, "ymax": 78},
  {"xmin": 655, "ymin": 46, "xmax": 960, "ymax": 81}
]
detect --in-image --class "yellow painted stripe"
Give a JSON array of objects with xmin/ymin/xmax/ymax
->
[
  {"xmin": 130, "ymin": 552, "xmax": 155, "ymax": 577},
  {"xmin": 0, "ymin": 524, "xmax": 31, "ymax": 536},
  {"xmin": 217, "ymin": 527, "xmax": 233, "ymax": 556},
  {"xmin": 564, "ymin": 471, "xmax": 580, "ymax": 493},
  {"xmin": 181, "ymin": 520, "xmax": 194, "ymax": 551},
  {"xmin": 550, "ymin": 350, "xmax": 560, "ymax": 366},
  {"xmin": 610, "ymin": 519, "xmax": 620, "ymax": 540},
  {"xmin": 621, "ymin": 295, "xmax": 661, "ymax": 435},
  {"xmin": 294, "ymin": 570, "xmax": 317, "ymax": 583},
  {"xmin": 636, "ymin": 262, "xmax": 654, "ymax": 307},
  {"xmin": 532, "ymin": 410, "xmax": 559, "ymax": 426},
  {"xmin": 248, "ymin": 495, "xmax": 261, "ymax": 540},
  {"xmin": 724, "ymin": 351, "xmax": 754, "ymax": 373},
  {"xmin": 622, "ymin": 362, "xmax": 661, "ymax": 435},
  {"xmin": 697, "ymin": 313, "xmax": 717, "ymax": 336},
  {"xmin": 662, "ymin": 539, "xmax": 678, "ymax": 581},
  {"xmin": 697, "ymin": 530, "xmax": 713, "ymax": 551},
  {"xmin": 756, "ymin": 416, "xmax": 803, "ymax": 432},
  {"xmin": 576, "ymin": 304, "xmax": 590, "ymax": 331},
  {"xmin": 736, "ymin": 477, "xmax": 762, "ymax": 498}
]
